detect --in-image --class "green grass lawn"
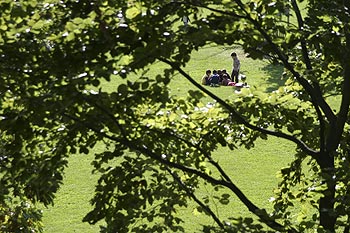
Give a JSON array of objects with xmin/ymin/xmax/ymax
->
[
  {"xmin": 41, "ymin": 152, "xmax": 100, "ymax": 233},
  {"xmin": 40, "ymin": 45, "xmax": 296, "ymax": 232}
]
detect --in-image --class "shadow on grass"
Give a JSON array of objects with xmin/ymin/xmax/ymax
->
[{"xmin": 261, "ymin": 62, "xmax": 286, "ymax": 92}]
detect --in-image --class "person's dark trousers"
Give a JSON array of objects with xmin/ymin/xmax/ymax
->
[{"xmin": 232, "ymin": 70, "xmax": 239, "ymax": 83}]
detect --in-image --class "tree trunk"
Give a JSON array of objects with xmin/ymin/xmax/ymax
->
[{"xmin": 318, "ymin": 152, "xmax": 336, "ymax": 232}]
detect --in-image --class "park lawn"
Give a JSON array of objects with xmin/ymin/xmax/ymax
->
[
  {"xmin": 41, "ymin": 45, "xmax": 297, "ymax": 232},
  {"xmin": 174, "ymin": 136, "xmax": 296, "ymax": 232},
  {"xmin": 41, "ymin": 152, "xmax": 100, "ymax": 233}
]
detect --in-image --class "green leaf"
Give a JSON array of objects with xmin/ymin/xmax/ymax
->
[{"xmin": 117, "ymin": 84, "xmax": 128, "ymax": 96}]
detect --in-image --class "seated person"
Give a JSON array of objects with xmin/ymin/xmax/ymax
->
[
  {"xmin": 217, "ymin": 69, "xmax": 223, "ymax": 83},
  {"xmin": 222, "ymin": 69, "xmax": 231, "ymax": 80},
  {"xmin": 201, "ymin": 69, "xmax": 211, "ymax": 85},
  {"xmin": 221, "ymin": 73, "xmax": 230, "ymax": 86},
  {"xmin": 209, "ymin": 70, "xmax": 220, "ymax": 86}
]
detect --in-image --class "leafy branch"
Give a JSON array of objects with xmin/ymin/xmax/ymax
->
[
  {"xmin": 158, "ymin": 57, "xmax": 319, "ymax": 158},
  {"xmin": 69, "ymin": 95, "xmax": 298, "ymax": 233},
  {"xmin": 165, "ymin": 166, "xmax": 225, "ymax": 230}
]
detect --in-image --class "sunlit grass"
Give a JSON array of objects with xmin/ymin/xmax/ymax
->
[
  {"xmin": 41, "ymin": 46, "xmax": 300, "ymax": 232},
  {"xmin": 41, "ymin": 152, "xmax": 100, "ymax": 233}
]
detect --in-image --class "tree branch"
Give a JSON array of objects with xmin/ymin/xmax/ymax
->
[
  {"xmin": 290, "ymin": 0, "xmax": 312, "ymax": 70},
  {"xmin": 158, "ymin": 57, "xmax": 319, "ymax": 158},
  {"xmin": 77, "ymin": 96, "xmax": 298, "ymax": 233},
  {"xmin": 290, "ymin": 0, "xmax": 330, "ymax": 153},
  {"xmin": 184, "ymin": 1, "xmax": 249, "ymax": 21},
  {"xmin": 327, "ymin": 6, "xmax": 350, "ymax": 151},
  {"xmin": 165, "ymin": 166, "xmax": 226, "ymax": 230},
  {"xmin": 130, "ymin": 139, "xmax": 296, "ymax": 232},
  {"xmin": 189, "ymin": 0, "xmax": 336, "ymax": 124},
  {"xmin": 141, "ymin": 123, "xmax": 237, "ymax": 186}
]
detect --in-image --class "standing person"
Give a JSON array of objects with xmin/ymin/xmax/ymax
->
[{"xmin": 231, "ymin": 52, "xmax": 240, "ymax": 83}]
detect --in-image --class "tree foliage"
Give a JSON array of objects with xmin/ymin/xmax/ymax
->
[{"xmin": 0, "ymin": 0, "xmax": 350, "ymax": 232}]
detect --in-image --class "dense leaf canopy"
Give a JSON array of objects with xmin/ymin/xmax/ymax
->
[{"xmin": 0, "ymin": 0, "xmax": 350, "ymax": 232}]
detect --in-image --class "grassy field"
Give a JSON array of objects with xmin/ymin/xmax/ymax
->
[{"xmin": 41, "ymin": 45, "xmax": 296, "ymax": 232}]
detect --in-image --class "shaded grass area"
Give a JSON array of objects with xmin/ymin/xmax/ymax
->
[{"xmin": 41, "ymin": 46, "xmax": 294, "ymax": 232}]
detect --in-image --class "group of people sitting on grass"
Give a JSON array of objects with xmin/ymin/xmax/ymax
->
[{"xmin": 201, "ymin": 69, "xmax": 247, "ymax": 87}]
